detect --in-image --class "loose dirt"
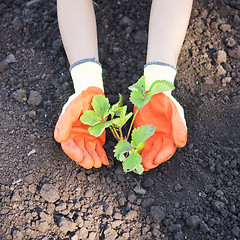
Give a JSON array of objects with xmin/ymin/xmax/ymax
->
[{"xmin": 0, "ymin": 0, "xmax": 239, "ymax": 239}]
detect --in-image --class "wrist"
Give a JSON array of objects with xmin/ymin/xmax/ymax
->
[{"xmin": 70, "ymin": 58, "xmax": 104, "ymax": 93}]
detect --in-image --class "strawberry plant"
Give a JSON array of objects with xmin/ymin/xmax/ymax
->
[{"xmin": 80, "ymin": 76, "xmax": 174, "ymax": 174}]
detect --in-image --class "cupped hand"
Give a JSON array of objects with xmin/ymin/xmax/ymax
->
[
  {"xmin": 134, "ymin": 92, "xmax": 187, "ymax": 171},
  {"xmin": 54, "ymin": 87, "xmax": 109, "ymax": 169}
]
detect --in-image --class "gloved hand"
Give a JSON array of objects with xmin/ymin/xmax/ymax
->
[
  {"xmin": 134, "ymin": 63, "xmax": 187, "ymax": 171},
  {"xmin": 54, "ymin": 59, "xmax": 109, "ymax": 169}
]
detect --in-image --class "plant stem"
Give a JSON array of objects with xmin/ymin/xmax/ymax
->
[
  {"xmin": 109, "ymin": 125, "xmax": 121, "ymax": 142},
  {"xmin": 109, "ymin": 126, "xmax": 119, "ymax": 141},
  {"xmin": 126, "ymin": 108, "xmax": 139, "ymax": 140},
  {"xmin": 113, "ymin": 126, "xmax": 121, "ymax": 141},
  {"xmin": 119, "ymin": 127, "xmax": 123, "ymax": 140}
]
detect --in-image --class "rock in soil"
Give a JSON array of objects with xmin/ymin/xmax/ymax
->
[
  {"xmin": 40, "ymin": 184, "xmax": 60, "ymax": 203},
  {"xmin": 27, "ymin": 90, "xmax": 42, "ymax": 106}
]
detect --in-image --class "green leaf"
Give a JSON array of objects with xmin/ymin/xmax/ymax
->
[
  {"xmin": 131, "ymin": 125, "xmax": 155, "ymax": 148},
  {"xmin": 109, "ymin": 94, "xmax": 124, "ymax": 118},
  {"xmin": 113, "ymin": 106, "xmax": 133, "ymax": 128},
  {"xmin": 129, "ymin": 76, "xmax": 146, "ymax": 94},
  {"xmin": 80, "ymin": 110, "xmax": 103, "ymax": 126},
  {"xmin": 114, "ymin": 140, "xmax": 134, "ymax": 160},
  {"xmin": 109, "ymin": 104, "xmax": 120, "ymax": 118},
  {"xmin": 91, "ymin": 95, "xmax": 110, "ymax": 119},
  {"xmin": 149, "ymin": 80, "xmax": 175, "ymax": 95},
  {"xmin": 119, "ymin": 154, "xmax": 126, "ymax": 162},
  {"xmin": 133, "ymin": 164, "xmax": 144, "ymax": 175},
  {"xmin": 88, "ymin": 120, "xmax": 113, "ymax": 137},
  {"xmin": 123, "ymin": 152, "xmax": 142, "ymax": 172},
  {"xmin": 130, "ymin": 91, "xmax": 151, "ymax": 108}
]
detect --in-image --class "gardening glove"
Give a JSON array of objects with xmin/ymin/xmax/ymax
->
[
  {"xmin": 134, "ymin": 63, "xmax": 187, "ymax": 171},
  {"xmin": 54, "ymin": 59, "xmax": 109, "ymax": 169}
]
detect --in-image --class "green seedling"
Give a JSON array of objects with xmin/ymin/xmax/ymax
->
[{"xmin": 80, "ymin": 76, "xmax": 174, "ymax": 174}]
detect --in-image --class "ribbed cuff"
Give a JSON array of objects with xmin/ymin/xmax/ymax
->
[
  {"xmin": 144, "ymin": 61, "xmax": 177, "ymax": 72},
  {"xmin": 69, "ymin": 58, "xmax": 102, "ymax": 72}
]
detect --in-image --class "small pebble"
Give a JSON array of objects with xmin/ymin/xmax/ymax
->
[
  {"xmin": 11, "ymin": 191, "xmax": 21, "ymax": 202},
  {"xmin": 186, "ymin": 215, "xmax": 201, "ymax": 229},
  {"xmin": 133, "ymin": 186, "xmax": 146, "ymax": 195},
  {"xmin": 228, "ymin": 46, "xmax": 240, "ymax": 59},
  {"xmin": 128, "ymin": 194, "xmax": 137, "ymax": 203},
  {"xmin": 213, "ymin": 200, "xmax": 225, "ymax": 212},
  {"xmin": 40, "ymin": 184, "xmax": 59, "ymax": 203},
  {"xmin": 78, "ymin": 227, "xmax": 89, "ymax": 239},
  {"xmin": 225, "ymin": 37, "xmax": 236, "ymax": 47},
  {"xmin": 28, "ymin": 110, "xmax": 37, "ymax": 120},
  {"xmin": 232, "ymin": 226, "xmax": 240, "ymax": 238},
  {"xmin": 142, "ymin": 178, "xmax": 154, "ymax": 188},
  {"xmin": 222, "ymin": 77, "xmax": 231, "ymax": 87},
  {"xmin": 89, "ymin": 232, "xmax": 97, "ymax": 240},
  {"xmin": 0, "ymin": 208, "xmax": 10, "ymax": 214},
  {"xmin": 38, "ymin": 221, "xmax": 49, "ymax": 232},
  {"xmin": 27, "ymin": 90, "xmax": 42, "ymax": 106},
  {"xmin": 215, "ymin": 50, "xmax": 227, "ymax": 64},
  {"xmin": 126, "ymin": 210, "xmax": 138, "ymax": 220},
  {"xmin": 59, "ymin": 217, "xmax": 77, "ymax": 233},
  {"xmin": 219, "ymin": 24, "xmax": 231, "ymax": 32},
  {"xmin": 168, "ymin": 224, "xmax": 182, "ymax": 233},
  {"xmin": 150, "ymin": 206, "xmax": 166, "ymax": 223},
  {"xmin": 12, "ymin": 89, "xmax": 27, "ymax": 103},
  {"xmin": 174, "ymin": 231, "xmax": 184, "ymax": 240},
  {"xmin": 200, "ymin": 221, "xmax": 210, "ymax": 233},
  {"xmin": 216, "ymin": 65, "xmax": 226, "ymax": 76},
  {"xmin": 12, "ymin": 229, "xmax": 23, "ymax": 240},
  {"xmin": 104, "ymin": 227, "xmax": 118, "ymax": 240},
  {"xmin": 5, "ymin": 53, "xmax": 16, "ymax": 64}
]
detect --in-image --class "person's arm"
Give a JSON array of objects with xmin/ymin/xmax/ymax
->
[
  {"xmin": 146, "ymin": 0, "xmax": 193, "ymax": 67},
  {"xmin": 57, "ymin": 0, "xmax": 98, "ymax": 65}
]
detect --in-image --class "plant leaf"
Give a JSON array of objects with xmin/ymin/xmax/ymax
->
[
  {"xmin": 80, "ymin": 110, "xmax": 103, "ymax": 126},
  {"xmin": 123, "ymin": 152, "xmax": 142, "ymax": 172},
  {"xmin": 130, "ymin": 91, "xmax": 151, "ymax": 108},
  {"xmin": 88, "ymin": 120, "xmax": 113, "ymax": 137},
  {"xmin": 109, "ymin": 94, "xmax": 124, "ymax": 118},
  {"xmin": 128, "ymin": 76, "xmax": 146, "ymax": 94},
  {"xmin": 149, "ymin": 80, "xmax": 175, "ymax": 95},
  {"xmin": 91, "ymin": 95, "xmax": 110, "ymax": 119},
  {"xmin": 109, "ymin": 104, "xmax": 120, "ymax": 118},
  {"xmin": 113, "ymin": 106, "xmax": 133, "ymax": 128},
  {"xmin": 131, "ymin": 125, "xmax": 155, "ymax": 148},
  {"xmin": 114, "ymin": 140, "xmax": 134, "ymax": 160},
  {"xmin": 119, "ymin": 154, "xmax": 126, "ymax": 162},
  {"xmin": 133, "ymin": 164, "xmax": 144, "ymax": 175}
]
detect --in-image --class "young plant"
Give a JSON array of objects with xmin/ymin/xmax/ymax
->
[{"xmin": 80, "ymin": 76, "xmax": 174, "ymax": 174}]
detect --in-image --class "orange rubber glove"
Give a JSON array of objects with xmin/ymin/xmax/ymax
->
[
  {"xmin": 134, "ymin": 63, "xmax": 187, "ymax": 171},
  {"xmin": 54, "ymin": 86, "xmax": 109, "ymax": 169}
]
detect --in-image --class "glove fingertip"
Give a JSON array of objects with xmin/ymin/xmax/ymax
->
[{"xmin": 79, "ymin": 157, "xmax": 94, "ymax": 169}]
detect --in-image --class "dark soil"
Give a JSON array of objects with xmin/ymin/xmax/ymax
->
[{"xmin": 0, "ymin": 0, "xmax": 239, "ymax": 239}]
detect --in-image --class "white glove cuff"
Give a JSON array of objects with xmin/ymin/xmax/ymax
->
[
  {"xmin": 144, "ymin": 62, "xmax": 177, "ymax": 91},
  {"xmin": 61, "ymin": 59, "xmax": 104, "ymax": 115},
  {"xmin": 70, "ymin": 58, "xmax": 104, "ymax": 94}
]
